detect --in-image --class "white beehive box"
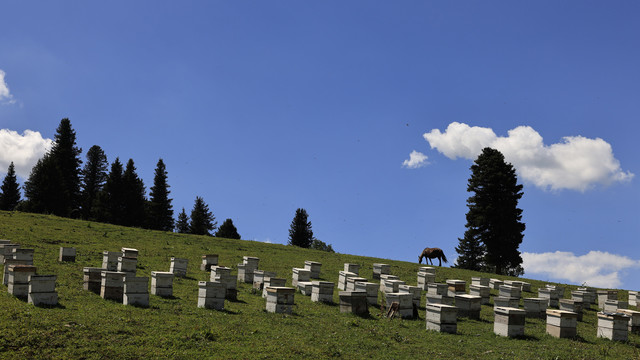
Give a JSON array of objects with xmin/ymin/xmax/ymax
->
[{"xmin": 494, "ymin": 307, "xmax": 525, "ymax": 337}]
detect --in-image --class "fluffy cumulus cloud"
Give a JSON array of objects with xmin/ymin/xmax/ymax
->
[
  {"xmin": 402, "ymin": 150, "xmax": 429, "ymax": 169},
  {"xmin": 423, "ymin": 122, "xmax": 633, "ymax": 191},
  {"xmin": 0, "ymin": 70, "xmax": 15, "ymax": 105},
  {"xmin": 522, "ymin": 251, "xmax": 640, "ymax": 288},
  {"xmin": 0, "ymin": 129, "xmax": 53, "ymax": 178}
]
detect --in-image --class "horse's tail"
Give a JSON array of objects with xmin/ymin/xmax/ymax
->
[{"xmin": 441, "ymin": 250, "xmax": 448, "ymax": 264}]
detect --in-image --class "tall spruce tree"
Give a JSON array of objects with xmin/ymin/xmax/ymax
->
[
  {"xmin": 0, "ymin": 162, "xmax": 21, "ymax": 210},
  {"xmin": 456, "ymin": 147, "xmax": 525, "ymax": 276},
  {"xmin": 95, "ymin": 158, "xmax": 125, "ymax": 224},
  {"xmin": 215, "ymin": 218, "xmax": 241, "ymax": 239},
  {"xmin": 122, "ymin": 159, "xmax": 146, "ymax": 228},
  {"xmin": 80, "ymin": 145, "xmax": 108, "ymax": 219},
  {"xmin": 288, "ymin": 208, "xmax": 313, "ymax": 248},
  {"xmin": 147, "ymin": 159, "xmax": 174, "ymax": 231},
  {"xmin": 189, "ymin": 196, "xmax": 217, "ymax": 236},
  {"xmin": 24, "ymin": 118, "xmax": 82, "ymax": 217},
  {"xmin": 176, "ymin": 208, "xmax": 190, "ymax": 233}
]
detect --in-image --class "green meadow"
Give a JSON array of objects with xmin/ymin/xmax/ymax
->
[{"xmin": 0, "ymin": 211, "xmax": 638, "ymax": 359}]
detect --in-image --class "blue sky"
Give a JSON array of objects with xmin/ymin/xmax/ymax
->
[{"xmin": 1, "ymin": 2, "xmax": 638, "ymax": 290}]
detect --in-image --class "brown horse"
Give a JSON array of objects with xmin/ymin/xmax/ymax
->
[{"xmin": 418, "ymin": 247, "xmax": 448, "ymax": 267}]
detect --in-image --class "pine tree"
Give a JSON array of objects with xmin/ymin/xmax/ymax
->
[
  {"xmin": 95, "ymin": 158, "xmax": 125, "ymax": 224},
  {"xmin": 176, "ymin": 208, "xmax": 190, "ymax": 233},
  {"xmin": 24, "ymin": 118, "xmax": 82, "ymax": 217},
  {"xmin": 80, "ymin": 145, "xmax": 108, "ymax": 219},
  {"xmin": 0, "ymin": 162, "xmax": 21, "ymax": 210},
  {"xmin": 456, "ymin": 147, "xmax": 525, "ymax": 276},
  {"xmin": 288, "ymin": 208, "xmax": 313, "ymax": 248},
  {"xmin": 189, "ymin": 196, "xmax": 217, "ymax": 236},
  {"xmin": 215, "ymin": 218, "xmax": 241, "ymax": 239},
  {"xmin": 122, "ymin": 159, "xmax": 146, "ymax": 227},
  {"xmin": 147, "ymin": 159, "xmax": 174, "ymax": 231}
]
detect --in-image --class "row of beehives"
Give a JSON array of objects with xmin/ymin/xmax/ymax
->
[{"xmin": 1, "ymin": 239, "xmax": 59, "ymax": 306}]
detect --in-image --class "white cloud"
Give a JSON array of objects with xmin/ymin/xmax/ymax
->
[
  {"xmin": 0, "ymin": 129, "xmax": 53, "ymax": 178},
  {"xmin": 423, "ymin": 122, "xmax": 633, "ymax": 191},
  {"xmin": 0, "ymin": 70, "xmax": 16, "ymax": 105},
  {"xmin": 402, "ymin": 150, "xmax": 429, "ymax": 169},
  {"xmin": 522, "ymin": 251, "xmax": 640, "ymax": 288}
]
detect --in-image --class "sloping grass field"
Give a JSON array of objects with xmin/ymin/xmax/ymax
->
[{"xmin": 0, "ymin": 211, "xmax": 639, "ymax": 359}]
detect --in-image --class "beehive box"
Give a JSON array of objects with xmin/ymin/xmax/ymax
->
[
  {"xmin": 7, "ymin": 265, "xmax": 37, "ymax": 299},
  {"xmin": 354, "ymin": 282, "xmax": 379, "ymax": 305},
  {"xmin": 455, "ymin": 294, "xmax": 481, "ymax": 319},
  {"xmin": 418, "ymin": 267, "xmax": 436, "ymax": 275},
  {"xmin": 59, "ymin": 247, "xmax": 76, "ymax": 262},
  {"xmin": 494, "ymin": 297, "xmax": 519, "ymax": 309},
  {"xmin": 426, "ymin": 294, "xmax": 454, "ymax": 306},
  {"xmin": 0, "ymin": 243, "xmax": 20, "ymax": 263},
  {"xmin": 446, "ymin": 279, "xmax": 466, "ymax": 297},
  {"xmin": 546, "ymin": 309, "xmax": 577, "ymax": 338},
  {"xmin": 571, "ymin": 291, "xmax": 588, "ymax": 305},
  {"xmin": 121, "ymin": 247, "xmax": 139, "ymax": 259},
  {"xmin": 469, "ymin": 284, "xmax": 491, "ymax": 305},
  {"xmin": 628, "ymin": 291, "xmax": 640, "ymax": 307},
  {"xmin": 538, "ymin": 288, "xmax": 558, "ymax": 308},
  {"xmin": 338, "ymin": 271, "xmax": 357, "ymax": 291},
  {"xmin": 489, "ymin": 278, "xmax": 504, "ymax": 290},
  {"xmin": 426, "ymin": 303, "xmax": 457, "ymax": 333},
  {"xmin": 253, "ymin": 270, "xmax": 276, "ymax": 290},
  {"xmin": 102, "ymin": 251, "xmax": 120, "ymax": 271},
  {"xmin": 304, "ymin": 261, "xmax": 322, "ymax": 279},
  {"xmin": 417, "ymin": 272, "xmax": 436, "ymax": 291},
  {"xmin": 344, "ymin": 263, "xmax": 360, "ymax": 275},
  {"xmin": 12, "ymin": 248, "xmax": 34, "ymax": 262},
  {"xmin": 494, "ymin": 307, "xmax": 526, "ymax": 337},
  {"xmin": 311, "ymin": 281, "xmax": 334, "ymax": 303},
  {"xmin": 577, "ymin": 287, "xmax": 597, "ymax": 305},
  {"xmin": 499, "ymin": 285, "xmax": 521, "ymax": 299},
  {"xmin": 617, "ymin": 308, "xmax": 640, "ymax": 333},
  {"xmin": 151, "ymin": 271, "xmax": 174, "ymax": 297},
  {"xmin": 471, "ymin": 277, "xmax": 489, "ymax": 287},
  {"xmin": 262, "ymin": 277, "xmax": 286, "ymax": 298},
  {"xmin": 242, "ymin": 256, "xmax": 259, "ymax": 270},
  {"xmin": 346, "ymin": 277, "xmax": 368, "ymax": 291},
  {"xmin": 380, "ymin": 279, "xmax": 405, "ymax": 294},
  {"xmin": 559, "ymin": 299, "xmax": 583, "ymax": 321},
  {"xmin": 28, "ymin": 274, "xmax": 58, "ymax": 306},
  {"xmin": 169, "ymin": 257, "xmax": 188, "ymax": 277},
  {"xmin": 297, "ymin": 281, "xmax": 313, "ymax": 296},
  {"xmin": 597, "ymin": 312, "xmax": 629, "ymax": 341},
  {"xmin": 398, "ymin": 284, "xmax": 422, "ymax": 309},
  {"xmin": 292, "ymin": 267, "xmax": 311, "ymax": 287},
  {"xmin": 604, "ymin": 300, "xmax": 628, "ymax": 312},
  {"xmin": 386, "ymin": 292, "xmax": 415, "ymax": 319},
  {"xmin": 198, "ymin": 281, "xmax": 225, "ymax": 310},
  {"xmin": 100, "ymin": 271, "xmax": 126, "ymax": 302},
  {"xmin": 123, "ymin": 277, "xmax": 149, "ymax": 307},
  {"xmin": 521, "ymin": 282, "xmax": 531, "ymax": 292},
  {"xmin": 339, "ymin": 290, "xmax": 368, "ymax": 315},
  {"xmin": 117, "ymin": 256, "xmax": 137, "ymax": 275},
  {"xmin": 372, "ymin": 263, "xmax": 390, "ymax": 280},
  {"xmin": 523, "ymin": 297, "xmax": 547, "ymax": 319},
  {"xmin": 597, "ymin": 290, "xmax": 618, "ymax": 309},
  {"xmin": 379, "ymin": 274, "xmax": 399, "ymax": 281},
  {"xmin": 201, "ymin": 254, "xmax": 219, "ymax": 271},
  {"xmin": 546, "ymin": 285, "xmax": 565, "ymax": 299},
  {"xmin": 83, "ymin": 267, "xmax": 103, "ymax": 294},
  {"xmin": 427, "ymin": 283, "xmax": 448, "ymax": 296},
  {"xmin": 265, "ymin": 286, "xmax": 295, "ymax": 314}
]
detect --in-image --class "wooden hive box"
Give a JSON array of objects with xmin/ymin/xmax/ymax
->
[
  {"xmin": 380, "ymin": 279, "xmax": 405, "ymax": 294},
  {"xmin": 538, "ymin": 288, "xmax": 558, "ymax": 307},
  {"xmin": 151, "ymin": 271, "xmax": 174, "ymax": 297},
  {"xmin": 311, "ymin": 281, "xmax": 334, "ymax": 303},
  {"xmin": 471, "ymin": 277, "xmax": 489, "ymax": 287},
  {"xmin": 117, "ymin": 256, "xmax": 137, "ymax": 274},
  {"xmin": 489, "ymin": 278, "xmax": 504, "ymax": 290},
  {"xmin": 59, "ymin": 247, "xmax": 76, "ymax": 262},
  {"xmin": 499, "ymin": 285, "xmax": 521, "ymax": 299},
  {"xmin": 426, "ymin": 303, "xmax": 458, "ymax": 334},
  {"xmin": 427, "ymin": 283, "xmax": 448, "ymax": 296},
  {"xmin": 338, "ymin": 271, "xmax": 357, "ymax": 291},
  {"xmin": 200, "ymin": 254, "xmax": 219, "ymax": 271},
  {"xmin": 597, "ymin": 312, "xmax": 629, "ymax": 341},
  {"xmin": 617, "ymin": 309, "xmax": 640, "ymax": 333},
  {"xmin": 446, "ymin": 279, "xmax": 466, "ymax": 297},
  {"xmin": 292, "ymin": 268, "xmax": 311, "ymax": 287},
  {"xmin": 354, "ymin": 282, "xmax": 379, "ymax": 305},
  {"xmin": 28, "ymin": 274, "xmax": 58, "ymax": 306},
  {"xmin": 426, "ymin": 294, "xmax": 454, "ymax": 306},
  {"xmin": 523, "ymin": 297, "xmax": 547, "ymax": 319},
  {"xmin": 398, "ymin": 284, "xmax": 422, "ymax": 308},
  {"xmin": 83, "ymin": 267, "xmax": 103, "ymax": 294},
  {"xmin": 469, "ymin": 284, "xmax": 491, "ymax": 305},
  {"xmin": 252, "ymin": 270, "xmax": 276, "ymax": 290},
  {"xmin": 121, "ymin": 247, "xmax": 139, "ymax": 259},
  {"xmin": 597, "ymin": 290, "xmax": 618, "ymax": 309},
  {"xmin": 169, "ymin": 257, "xmax": 188, "ymax": 277},
  {"xmin": 343, "ymin": 263, "xmax": 360, "ymax": 275},
  {"xmin": 455, "ymin": 294, "xmax": 481, "ymax": 319},
  {"xmin": 198, "ymin": 281, "xmax": 225, "ymax": 310},
  {"xmin": 546, "ymin": 309, "xmax": 577, "ymax": 338},
  {"xmin": 262, "ymin": 277, "xmax": 287, "ymax": 298},
  {"xmin": 603, "ymin": 300, "xmax": 627, "ymax": 312},
  {"xmin": 493, "ymin": 296, "xmax": 519, "ymax": 309},
  {"xmin": 102, "ymin": 251, "xmax": 119, "ymax": 271},
  {"xmin": 346, "ymin": 277, "xmax": 368, "ymax": 291},
  {"xmin": 339, "ymin": 290, "xmax": 368, "ymax": 315},
  {"xmin": 3, "ymin": 259, "xmax": 30, "ymax": 286},
  {"xmin": 100, "ymin": 271, "xmax": 126, "ymax": 302},
  {"xmin": 12, "ymin": 248, "xmax": 34, "ymax": 262},
  {"xmin": 494, "ymin": 307, "xmax": 526, "ymax": 337},
  {"xmin": 559, "ymin": 299, "xmax": 583, "ymax": 321},
  {"xmin": 266, "ymin": 286, "xmax": 295, "ymax": 314},
  {"xmin": 304, "ymin": 261, "xmax": 322, "ymax": 279},
  {"xmin": 372, "ymin": 263, "xmax": 390, "ymax": 280},
  {"xmin": 385, "ymin": 292, "xmax": 414, "ymax": 319}
]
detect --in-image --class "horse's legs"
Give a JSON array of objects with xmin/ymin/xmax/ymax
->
[
  {"xmin": 428, "ymin": 258, "xmax": 433, "ymax": 265},
  {"xmin": 438, "ymin": 257, "xmax": 442, "ymax": 267}
]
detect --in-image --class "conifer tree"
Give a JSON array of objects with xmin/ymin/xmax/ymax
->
[
  {"xmin": 80, "ymin": 145, "xmax": 108, "ymax": 219},
  {"xmin": 456, "ymin": 147, "xmax": 525, "ymax": 276},
  {"xmin": 122, "ymin": 159, "xmax": 146, "ymax": 227},
  {"xmin": 189, "ymin": 196, "xmax": 217, "ymax": 236},
  {"xmin": 176, "ymin": 208, "xmax": 190, "ymax": 233},
  {"xmin": 24, "ymin": 118, "xmax": 82, "ymax": 217},
  {"xmin": 147, "ymin": 159, "xmax": 174, "ymax": 231},
  {"xmin": 288, "ymin": 208, "xmax": 313, "ymax": 248},
  {"xmin": 0, "ymin": 162, "xmax": 21, "ymax": 210},
  {"xmin": 215, "ymin": 218, "xmax": 241, "ymax": 239},
  {"xmin": 95, "ymin": 158, "xmax": 125, "ymax": 224}
]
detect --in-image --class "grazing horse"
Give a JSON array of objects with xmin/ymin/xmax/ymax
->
[{"xmin": 418, "ymin": 247, "xmax": 448, "ymax": 267}]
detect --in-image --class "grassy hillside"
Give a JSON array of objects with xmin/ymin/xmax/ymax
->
[{"xmin": 0, "ymin": 211, "xmax": 638, "ymax": 359}]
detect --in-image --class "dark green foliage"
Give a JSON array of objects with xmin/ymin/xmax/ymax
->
[
  {"xmin": 80, "ymin": 145, "xmax": 108, "ymax": 219},
  {"xmin": 288, "ymin": 208, "xmax": 314, "ymax": 248},
  {"xmin": 147, "ymin": 159, "xmax": 174, "ymax": 231},
  {"xmin": 456, "ymin": 148, "xmax": 525, "ymax": 276},
  {"xmin": 310, "ymin": 238, "xmax": 334, "ymax": 253},
  {"xmin": 189, "ymin": 196, "xmax": 216, "ymax": 236},
  {"xmin": 176, "ymin": 208, "xmax": 190, "ymax": 233},
  {"xmin": 121, "ymin": 159, "xmax": 147, "ymax": 228},
  {"xmin": 215, "ymin": 218, "xmax": 241, "ymax": 239},
  {"xmin": 0, "ymin": 162, "xmax": 21, "ymax": 210},
  {"xmin": 94, "ymin": 158, "xmax": 125, "ymax": 224},
  {"xmin": 24, "ymin": 118, "xmax": 82, "ymax": 217}
]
